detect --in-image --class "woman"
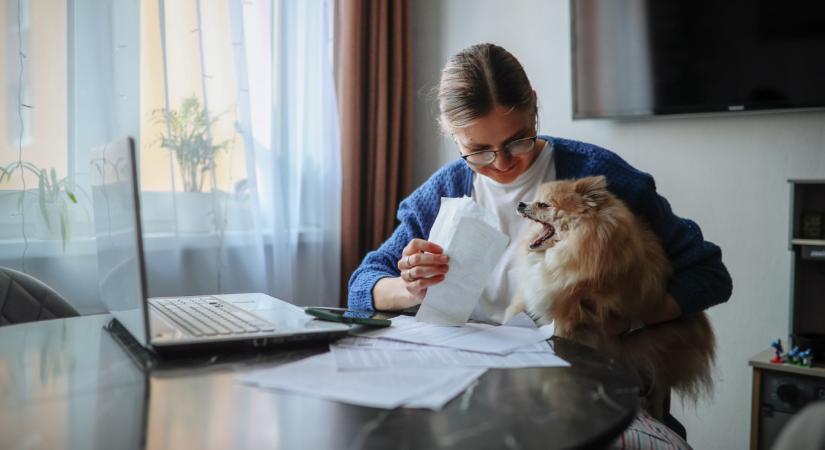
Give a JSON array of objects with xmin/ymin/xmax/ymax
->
[
  {"xmin": 349, "ymin": 43, "xmax": 731, "ymax": 328},
  {"xmin": 348, "ymin": 43, "xmax": 730, "ymax": 448}
]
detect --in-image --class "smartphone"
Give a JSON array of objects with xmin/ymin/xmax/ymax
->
[{"xmin": 304, "ymin": 307, "xmax": 393, "ymax": 328}]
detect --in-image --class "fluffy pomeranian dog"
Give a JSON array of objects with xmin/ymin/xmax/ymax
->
[{"xmin": 506, "ymin": 176, "xmax": 715, "ymax": 415}]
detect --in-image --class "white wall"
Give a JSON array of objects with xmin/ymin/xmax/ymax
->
[{"xmin": 412, "ymin": 1, "xmax": 825, "ymax": 449}]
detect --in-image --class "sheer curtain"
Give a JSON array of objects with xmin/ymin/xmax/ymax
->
[
  {"xmin": 0, "ymin": 0, "xmax": 341, "ymax": 312},
  {"xmin": 143, "ymin": 0, "xmax": 341, "ymax": 307}
]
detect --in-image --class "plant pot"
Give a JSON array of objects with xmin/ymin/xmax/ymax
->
[
  {"xmin": 19, "ymin": 190, "xmax": 72, "ymax": 241},
  {"xmin": 175, "ymin": 191, "xmax": 226, "ymax": 234}
]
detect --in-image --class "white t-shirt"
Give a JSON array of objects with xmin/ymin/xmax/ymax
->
[{"xmin": 470, "ymin": 140, "xmax": 555, "ymax": 324}]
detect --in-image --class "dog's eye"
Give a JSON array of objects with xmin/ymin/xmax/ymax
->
[{"xmin": 537, "ymin": 202, "xmax": 550, "ymax": 208}]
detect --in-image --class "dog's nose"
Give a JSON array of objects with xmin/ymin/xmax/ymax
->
[{"xmin": 517, "ymin": 202, "xmax": 527, "ymax": 213}]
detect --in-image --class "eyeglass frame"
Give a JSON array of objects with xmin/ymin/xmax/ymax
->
[{"xmin": 458, "ymin": 135, "xmax": 539, "ymax": 168}]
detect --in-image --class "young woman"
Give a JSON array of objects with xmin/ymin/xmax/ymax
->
[
  {"xmin": 348, "ymin": 43, "xmax": 731, "ymax": 331},
  {"xmin": 347, "ymin": 43, "xmax": 731, "ymax": 448}
]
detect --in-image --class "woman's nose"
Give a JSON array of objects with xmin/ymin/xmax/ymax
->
[{"xmin": 492, "ymin": 150, "xmax": 512, "ymax": 169}]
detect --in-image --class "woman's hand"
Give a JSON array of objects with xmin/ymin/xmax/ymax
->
[
  {"xmin": 398, "ymin": 239, "xmax": 450, "ymax": 300},
  {"xmin": 372, "ymin": 239, "xmax": 449, "ymax": 310}
]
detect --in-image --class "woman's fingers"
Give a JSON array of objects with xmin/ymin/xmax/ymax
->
[
  {"xmin": 403, "ymin": 239, "xmax": 444, "ymax": 256},
  {"xmin": 405, "ymin": 274, "xmax": 445, "ymax": 296},
  {"xmin": 402, "ymin": 252, "xmax": 449, "ymax": 269},
  {"xmin": 408, "ymin": 265, "xmax": 449, "ymax": 280},
  {"xmin": 398, "ymin": 239, "xmax": 450, "ymax": 301}
]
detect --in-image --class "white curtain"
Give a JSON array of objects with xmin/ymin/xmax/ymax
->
[{"xmin": 0, "ymin": 0, "xmax": 341, "ymax": 312}]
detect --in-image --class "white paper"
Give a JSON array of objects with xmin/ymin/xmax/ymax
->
[
  {"xmin": 416, "ymin": 197, "xmax": 509, "ymax": 326},
  {"xmin": 538, "ymin": 322, "xmax": 555, "ymax": 340},
  {"xmin": 502, "ymin": 311, "xmax": 538, "ymax": 329},
  {"xmin": 404, "ymin": 369, "xmax": 487, "ymax": 410},
  {"xmin": 336, "ymin": 335, "xmax": 554, "ymax": 353},
  {"xmin": 329, "ymin": 344, "xmax": 570, "ymax": 371},
  {"xmin": 502, "ymin": 312, "xmax": 556, "ymax": 340},
  {"xmin": 354, "ymin": 315, "xmax": 549, "ymax": 355},
  {"xmin": 237, "ymin": 353, "xmax": 483, "ymax": 410}
]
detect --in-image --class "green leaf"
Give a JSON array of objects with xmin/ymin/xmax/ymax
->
[
  {"xmin": 66, "ymin": 191, "xmax": 78, "ymax": 203},
  {"xmin": 38, "ymin": 177, "xmax": 51, "ymax": 231},
  {"xmin": 59, "ymin": 202, "xmax": 70, "ymax": 252},
  {"xmin": 50, "ymin": 168, "xmax": 60, "ymax": 196}
]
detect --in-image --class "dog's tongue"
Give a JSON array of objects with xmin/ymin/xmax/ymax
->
[{"xmin": 530, "ymin": 223, "xmax": 555, "ymax": 249}]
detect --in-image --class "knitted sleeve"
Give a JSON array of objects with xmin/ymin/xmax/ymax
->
[
  {"xmin": 554, "ymin": 138, "xmax": 731, "ymax": 315},
  {"xmin": 347, "ymin": 161, "xmax": 471, "ymax": 310},
  {"xmin": 588, "ymin": 148, "xmax": 733, "ymax": 316},
  {"xmin": 635, "ymin": 178, "xmax": 733, "ymax": 315}
]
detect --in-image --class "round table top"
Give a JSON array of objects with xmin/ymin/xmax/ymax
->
[{"xmin": 0, "ymin": 314, "xmax": 639, "ymax": 450}]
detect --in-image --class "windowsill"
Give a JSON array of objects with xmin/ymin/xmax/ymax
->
[{"xmin": 0, "ymin": 227, "xmax": 325, "ymax": 259}]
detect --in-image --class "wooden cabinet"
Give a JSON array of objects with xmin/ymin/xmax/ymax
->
[{"xmin": 750, "ymin": 180, "xmax": 825, "ymax": 449}]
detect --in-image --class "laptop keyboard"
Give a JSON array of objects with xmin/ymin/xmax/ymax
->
[{"xmin": 150, "ymin": 297, "xmax": 276, "ymax": 337}]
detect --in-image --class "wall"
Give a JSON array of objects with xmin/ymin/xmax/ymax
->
[{"xmin": 412, "ymin": 1, "xmax": 825, "ymax": 449}]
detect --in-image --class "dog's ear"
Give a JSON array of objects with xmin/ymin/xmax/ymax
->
[{"xmin": 574, "ymin": 176, "xmax": 609, "ymax": 208}]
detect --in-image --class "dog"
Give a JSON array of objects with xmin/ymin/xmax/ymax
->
[{"xmin": 505, "ymin": 176, "xmax": 715, "ymax": 416}]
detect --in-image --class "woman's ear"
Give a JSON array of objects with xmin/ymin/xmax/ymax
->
[{"xmin": 574, "ymin": 176, "xmax": 609, "ymax": 208}]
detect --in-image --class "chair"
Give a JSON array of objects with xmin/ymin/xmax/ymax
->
[
  {"xmin": 648, "ymin": 387, "xmax": 687, "ymax": 441},
  {"xmin": 0, "ymin": 267, "xmax": 78, "ymax": 326},
  {"xmin": 773, "ymin": 401, "xmax": 825, "ymax": 449}
]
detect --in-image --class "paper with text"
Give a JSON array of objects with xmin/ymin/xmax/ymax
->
[
  {"xmin": 416, "ymin": 197, "xmax": 508, "ymax": 326},
  {"xmin": 335, "ymin": 335, "xmax": 554, "ymax": 353},
  {"xmin": 329, "ymin": 344, "xmax": 570, "ymax": 371},
  {"xmin": 354, "ymin": 315, "xmax": 549, "ymax": 355},
  {"xmin": 237, "ymin": 353, "xmax": 484, "ymax": 410}
]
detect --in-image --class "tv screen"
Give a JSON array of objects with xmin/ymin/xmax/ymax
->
[{"xmin": 571, "ymin": 0, "xmax": 825, "ymax": 118}]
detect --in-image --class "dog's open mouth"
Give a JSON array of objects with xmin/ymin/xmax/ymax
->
[{"xmin": 528, "ymin": 219, "xmax": 555, "ymax": 249}]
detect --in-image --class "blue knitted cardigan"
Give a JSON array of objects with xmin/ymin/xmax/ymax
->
[{"xmin": 348, "ymin": 136, "xmax": 732, "ymax": 316}]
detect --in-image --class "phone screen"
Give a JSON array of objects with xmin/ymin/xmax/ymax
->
[{"xmin": 304, "ymin": 307, "xmax": 393, "ymax": 327}]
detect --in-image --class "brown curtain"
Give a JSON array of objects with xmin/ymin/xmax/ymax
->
[{"xmin": 335, "ymin": 0, "xmax": 413, "ymax": 306}]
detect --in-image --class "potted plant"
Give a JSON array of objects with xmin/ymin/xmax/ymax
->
[
  {"xmin": 0, "ymin": 162, "xmax": 83, "ymax": 250},
  {"xmin": 153, "ymin": 95, "xmax": 233, "ymax": 233}
]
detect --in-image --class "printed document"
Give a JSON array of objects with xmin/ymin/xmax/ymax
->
[
  {"xmin": 237, "ymin": 353, "xmax": 486, "ymax": 410},
  {"xmin": 354, "ymin": 315, "xmax": 551, "ymax": 355},
  {"xmin": 416, "ymin": 197, "xmax": 508, "ymax": 326},
  {"xmin": 329, "ymin": 343, "xmax": 569, "ymax": 370}
]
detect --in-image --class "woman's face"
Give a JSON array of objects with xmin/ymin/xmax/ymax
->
[{"xmin": 453, "ymin": 105, "xmax": 540, "ymax": 184}]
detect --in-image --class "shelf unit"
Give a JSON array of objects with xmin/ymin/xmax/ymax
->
[
  {"xmin": 750, "ymin": 180, "xmax": 825, "ymax": 450},
  {"xmin": 787, "ymin": 180, "xmax": 825, "ymax": 356},
  {"xmin": 791, "ymin": 239, "xmax": 825, "ymax": 247}
]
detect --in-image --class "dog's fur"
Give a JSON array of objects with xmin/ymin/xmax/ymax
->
[{"xmin": 506, "ymin": 176, "xmax": 715, "ymax": 413}]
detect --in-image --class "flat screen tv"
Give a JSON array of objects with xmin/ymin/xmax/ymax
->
[{"xmin": 571, "ymin": 0, "xmax": 825, "ymax": 118}]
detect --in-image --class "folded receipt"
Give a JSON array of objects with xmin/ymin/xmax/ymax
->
[{"xmin": 415, "ymin": 197, "xmax": 509, "ymax": 326}]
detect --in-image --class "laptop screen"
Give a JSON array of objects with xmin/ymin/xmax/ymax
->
[{"xmin": 90, "ymin": 137, "xmax": 151, "ymax": 346}]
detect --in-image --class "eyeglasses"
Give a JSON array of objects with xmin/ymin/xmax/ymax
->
[{"xmin": 459, "ymin": 136, "xmax": 538, "ymax": 167}]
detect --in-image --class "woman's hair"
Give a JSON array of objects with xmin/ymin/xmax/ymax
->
[{"xmin": 437, "ymin": 43, "xmax": 537, "ymax": 134}]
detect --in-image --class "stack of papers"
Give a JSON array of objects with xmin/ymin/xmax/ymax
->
[
  {"xmin": 353, "ymin": 315, "xmax": 554, "ymax": 354},
  {"xmin": 237, "ymin": 198, "xmax": 568, "ymax": 410},
  {"xmin": 237, "ymin": 313, "xmax": 569, "ymax": 411},
  {"xmin": 239, "ymin": 353, "xmax": 485, "ymax": 410}
]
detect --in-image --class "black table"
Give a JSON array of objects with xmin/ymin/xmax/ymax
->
[{"xmin": 0, "ymin": 314, "xmax": 639, "ymax": 449}]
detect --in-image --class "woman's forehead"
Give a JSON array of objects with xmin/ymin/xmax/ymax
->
[{"xmin": 455, "ymin": 106, "xmax": 533, "ymax": 145}]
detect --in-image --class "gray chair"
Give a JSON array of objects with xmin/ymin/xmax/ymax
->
[
  {"xmin": 773, "ymin": 401, "xmax": 825, "ymax": 450},
  {"xmin": 0, "ymin": 267, "xmax": 78, "ymax": 326}
]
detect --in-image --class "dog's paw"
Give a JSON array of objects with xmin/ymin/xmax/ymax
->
[{"xmin": 504, "ymin": 300, "xmax": 527, "ymax": 323}]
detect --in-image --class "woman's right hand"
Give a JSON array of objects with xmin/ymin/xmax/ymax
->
[
  {"xmin": 372, "ymin": 239, "xmax": 450, "ymax": 311},
  {"xmin": 397, "ymin": 239, "xmax": 450, "ymax": 301}
]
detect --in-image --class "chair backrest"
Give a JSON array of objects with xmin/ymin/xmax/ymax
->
[
  {"xmin": 773, "ymin": 401, "xmax": 825, "ymax": 450},
  {"xmin": 0, "ymin": 267, "xmax": 78, "ymax": 326}
]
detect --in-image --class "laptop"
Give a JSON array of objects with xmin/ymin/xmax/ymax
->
[{"xmin": 90, "ymin": 137, "xmax": 349, "ymax": 353}]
